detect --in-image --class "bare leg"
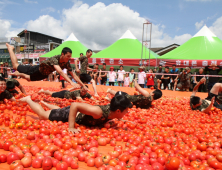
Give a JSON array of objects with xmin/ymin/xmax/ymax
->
[
  {"xmin": 118, "ymin": 82, "xmax": 120, "ymax": 86},
  {"xmin": 97, "ymin": 77, "xmax": 101, "ymax": 85},
  {"xmin": 107, "ymin": 88, "xmax": 117, "ymax": 95},
  {"xmin": 10, "ymin": 71, "xmax": 30, "ymax": 81},
  {"xmin": 38, "ymin": 89, "xmax": 53, "ymax": 96},
  {"xmin": 6, "ymin": 43, "xmax": 19, "ymax": 70},
  {"xmin": 40, "ymin": 101, "xmax": 61, "ymax": 110},
  {"xmin": 20, "ymin": 96, "xmax": 50, "ymax": 120},
  {"xmin": 157, "ymin": 80, "xmax": 161, "ymax": 89},
  {"xmin": 210, "ymin": 83, "xmax": 222, "ymax": 95},
  {"xmin": 90, "ymin": 79, "xmax": 99, "ymax": 96},
  {"xmin": 173, "ymin": 80, "xmax": 178, "ymax": 91},
  {"xmin": 134, "ymin": 80, "xmax": 150, "ymax": 97}
]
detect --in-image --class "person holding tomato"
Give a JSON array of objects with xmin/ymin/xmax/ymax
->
[
  {"xmin": 19, "ymin": 92, "xmax": 132, "ymax": 134},
  {"xmin": 106, "ymin": 80, "xmax": 162, "ymax": 109},
  {"xmin": 38, "ymin": 85, "xmax": 94, "ymax": 101},
  {"xmin": 190, "ymin": 78, "xmax": 222, "ymax": 113}
]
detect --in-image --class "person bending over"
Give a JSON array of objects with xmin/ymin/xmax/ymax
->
[
  {"xmin": 190, "ymin": 78, "xmax": 222, "ymax": 113},
  {"xmin": 106, "ymin": 80, "xmax": 162, "ymax": 109},
  {"xmin": 19, "ymin": 92, "xmax": 132, "ymax": 133},
  {"xmin": 6, "ymin": 43, "xmax": 86, "ymax": 90},
  {"xmin": 38, "ymin": 85, "xmax": 93, "ymax": 101},
  {"xmin": 6, "ymin": 78, "xmax": 27, "ymax": 95},
  {"xmin": 0, "ymin": 77, "xmax": 16, "ymax": 102},
  {"xmin": 75, "ymin": 49, "xmax": 99, "ymax": 96}
]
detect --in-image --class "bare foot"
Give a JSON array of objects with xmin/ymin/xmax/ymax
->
[
  {"xmin": 6, "ymin": 43, "xmax": 14, "ymax": 51},
  {"xmin": 38, "ymin": 89, "xmax": 44, "ymax": 94},
  {"xmin": 104, "ymin": 95, "xmax": 111, "ymax": 101},
  {"xmin": 94, "ymin": 94, "xmax": 99, "ymax": 97},
  {"xmin": 107, "ymin": 88, "xmax": 111, "ymax": 93},
  {"xmin": 19, "ymin": 96, "xmax": 31, "ymax": 102}
]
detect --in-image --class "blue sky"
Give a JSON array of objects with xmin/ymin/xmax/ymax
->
[{"xmin": 0, "ymin": 0, "xmax": 222, "ymax": 49}]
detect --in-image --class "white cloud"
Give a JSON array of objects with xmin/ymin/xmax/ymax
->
[
  {"xmin": 24, "ymin": 0, "xmax": 37, "ymax": 4},
  {"xmin": 41, "ymin": 7, "xmax": 56, "ymax": 14},
  {"xmin": 195, "ymin": 20, "xmax": 204, "ymax": 30},
  {"xmin": 209, "ymin": 16, "xmax": 222, "ymax": 39},
  {"xmin": 0, "ymin": 19, "xmax": 11, "ymax": 38}
]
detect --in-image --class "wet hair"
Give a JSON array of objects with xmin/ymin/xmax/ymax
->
[
  {"xmin": 191, "ymin": 96, "xmax": 201, "ymax": 106},
  {"xmin": 6, "ymin": 81, "xmax": 15, "ymax": 89},
  {"xmin": 62, "ymin": 47, "xmax": 72, "ymax": 55},
  {"xmin": 80, "ymin": 53, "xmax": 83, "ymax": 55},
  {"xmin": 103, "ymin": 63, "xmax": 106, "ymax": 65},
  {"xmin": 86, "ymin": 49, "xmax": 92, "ymax": 53},
  {"xmin": 0, "ymin": 77, "xmax": 6, "ymax": 82},
  {"xmin": 153, "ymin": 89, "xmax": 162, "ymax": 100},
  {"xmin": 110, "ymin": 92, "xmax": 132, "ymax": 112}
]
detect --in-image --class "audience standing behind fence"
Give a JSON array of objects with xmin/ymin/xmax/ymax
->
[{"xmin": 0, "ymin": 59, "xmax": 221, "ymax": 94}]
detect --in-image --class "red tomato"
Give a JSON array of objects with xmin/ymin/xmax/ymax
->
[
  {"xmin": 0, "ymin": 154, "xmax": 7, "ymax": 163},
  {"xmin": 42, "ymin": 157, "xmax": 53, "ymax": 170},
  {"xmin": 21, "ymin": 156, "xmax": 32, "ymax": 168},
  {"xmin": 56, "ymin": 161, "xmax": 68, "ymax": 170},
  {"xmin": 165, "ymin": 157, "xmax": 180, "ymax": 170},
  {"xmin": 7, "ymin": 153, "xmax": 20, "ymax": 164},
  {"xmin": 10, "ymin": 160, "xmax": 22, "ymax": 170}
]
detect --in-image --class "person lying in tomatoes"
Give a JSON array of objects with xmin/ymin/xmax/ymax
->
[
  {"xmin": 0, "ymin": 77, "xmax": 16, "ymax": 102},
  {"xmin": 106, "ymin": 80, "xmax": 162, "ymax": 109},
  {"xmin": 190, "ymin": 77, "xmax": 222, "ymax": 113},
  {"xmin": 19, "ymin": 91, "xmax": 132, "ymax": 134},
  {"xmin": 38, "ymin": 85, "xmax": 95, "ymax": 101}
]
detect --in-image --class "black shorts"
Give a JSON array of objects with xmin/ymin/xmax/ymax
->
[
  {"xmin": 118, "ymin": 81, "xmax": 124, "ymax": 84},
  {"xmin": 49, "ymin": 106, "xmax": 70, "ymax": 122},
  {"xmin": 101, "ymin": 77, "xmax": 107, "ymax": 84},
  {"xmin": 80, "ymin": 74, "xmax": 92, "ymax": 83},
  {"xmin": 51, "ymin": 90, "xmax": 67, "ymax": 98},
  {"xmin": 109, "ymin": 82, "xmax": 115, "ymax": 86},
  {"xmin": 17, "ymin": 65, "xmax": 48, "ymax": 81}
]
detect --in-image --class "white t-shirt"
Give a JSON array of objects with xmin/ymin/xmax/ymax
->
[
  {"xmin": 124, "ymin": 77, "xmax": 130, "ymax": 86},
  {"xmin": 117, "ymin": 70, "xmax": 125, "ymax": 81},
  {"xmin": 138, "ymin": 71, "xmax": 146, "ymax": 84},
  {"xmin": 109, "ymin": 71, "xmax": 116, "ymax": 82}
]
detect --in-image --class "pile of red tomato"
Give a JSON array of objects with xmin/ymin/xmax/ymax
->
[{"xmin": 0, "ymin": 85, "xmax": 222, "ymax": 170}]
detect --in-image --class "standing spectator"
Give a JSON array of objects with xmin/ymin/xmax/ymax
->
[
  {"xmin": 205, "ymin": 64, "xmax": 222, "ymax": 92},
  {"xmin": 129, "ymin": 68, "xmax": 136, "ymax": 88},
  {"xmin": 177, "ymin": 67, "xmax": 191, "ymax": 92},
  {"xmin": 161, "ymin": 66, "xmax": 170, "ymax": 90},
  {"xmin": 156, "ymin": 65, "xmax": 163, "ymax": 89},
  {"xmin": 4, "ymin": 62, "xmax": 9, "ymax": 78},
  {"xmin": 153, "ymin": 67, "xmax": 158, "ymax": 89},
  {"xmin": 137, "ymin": 66, "xmax": 146, "ymax": 88},
  {"xmin": 60, "ymin": 68, "xmax": 67, "ymax": 89},
  {"xmin": 0, "ymin": 63, "xmax": 4, "ymax": 77},
  {"xmin": 170, "ymin": 64, "xmax": 179, "ymax": 90},
  {"xmin": 124, "ymin": 73, "xmax": 130, "ymax": 87},
  {"xmin": 193, "ymin": 68, "xmax": 205, "ymax": 92},
  {"xmin": 108, "ymin": 67, "xmax": 116, "ymax": 86},
  {"xmin": 117, "ymin": 65, "xmax": 125, "ymax": 87},
  {"xmin": 98, "ymin": 63, "xmax": 107, "ymax": 85},
  {"xmin": 146, "ymin": 69, "xmax": 155, "ymax": 88},
  {"xmin": 7, "ymin": 68, "xmax": 12, "ymax": 78}
]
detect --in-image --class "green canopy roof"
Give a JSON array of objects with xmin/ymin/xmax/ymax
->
[
  {"xmin": 92, "ymin": 30, "xmax": 159, "ymax": 59},
  {"xmin": 40, "ymin": 33, "xmax": 88, "ymax": 58},
  {"xmin": 159, "ymin": 26, "xmax": 222, "ymax": 60}
]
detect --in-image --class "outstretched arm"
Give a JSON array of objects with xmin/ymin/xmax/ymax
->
[
  {"xmin": 134, "ymin": 80, "xmax": 150, "ymax": 97},
  {"xmin": 18, "ymin": 85, "xmax": 27, "ymax": 95},
  {"xmin": 191, "ymin": 78, "xmax": 206, "ymax": 96},
  {"xmin": 69, "ymin": 71, "xmax": 88, "ymax": 91},
  {"xmin": 68, "ymin": 103, "xmax": 103, "ymax": 133}
]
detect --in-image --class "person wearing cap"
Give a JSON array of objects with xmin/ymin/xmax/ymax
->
[
  {"xmin": 74, "ymin": 49, "xmax": 99, "ymax": 96},
  {"xmin": 19, "ymin": 91, "xmax": 132, "ymax": 134},
  {"xmin": 177, "ymin": 67, "xmax": 191, "ymax": 92},
  {"xmin": 98, "ymin": 63, "xmax": 107, "ymax": 85},
  {"xmin": 106, "ymin": 80, "xmax": 162, "ymax": 109},
  {"xmin": 6, "ymin": 43, "xmax": 85, "ymax": 90},
  {"xmin": 6, "ymin": 78, "xmax": 27, "ymax": 95},
  {"xmin": 205, "ymin": 64, "xmax": 222, "ymax": 92},
  {"xmin": 108, "ymin": 67, "xmax": 116, "ymax": 86},
  {"xmin": 137, "ymin": 66, "xmax": 146, "ymax": 88}
]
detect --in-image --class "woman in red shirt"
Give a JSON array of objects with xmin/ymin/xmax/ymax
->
[{"xmin": 146, "ymin": 69, "xmax": 155, "ymax": 88}]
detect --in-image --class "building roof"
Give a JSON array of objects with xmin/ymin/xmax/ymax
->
[{"xmin": 17, "ymin": 30, "xmax": 63, "ymax": 41}]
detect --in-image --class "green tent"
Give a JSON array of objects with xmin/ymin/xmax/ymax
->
[
  {"xmin": 40, "ymin": 33, "xmax": 88, "ymax": 59},
  {"xmin": 157, "ymin": 26, "xmax": 222, "ymax": 67},
  {"xmin": 90, "ymin": 30, "xmax": 159, "ymax": 66}
]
